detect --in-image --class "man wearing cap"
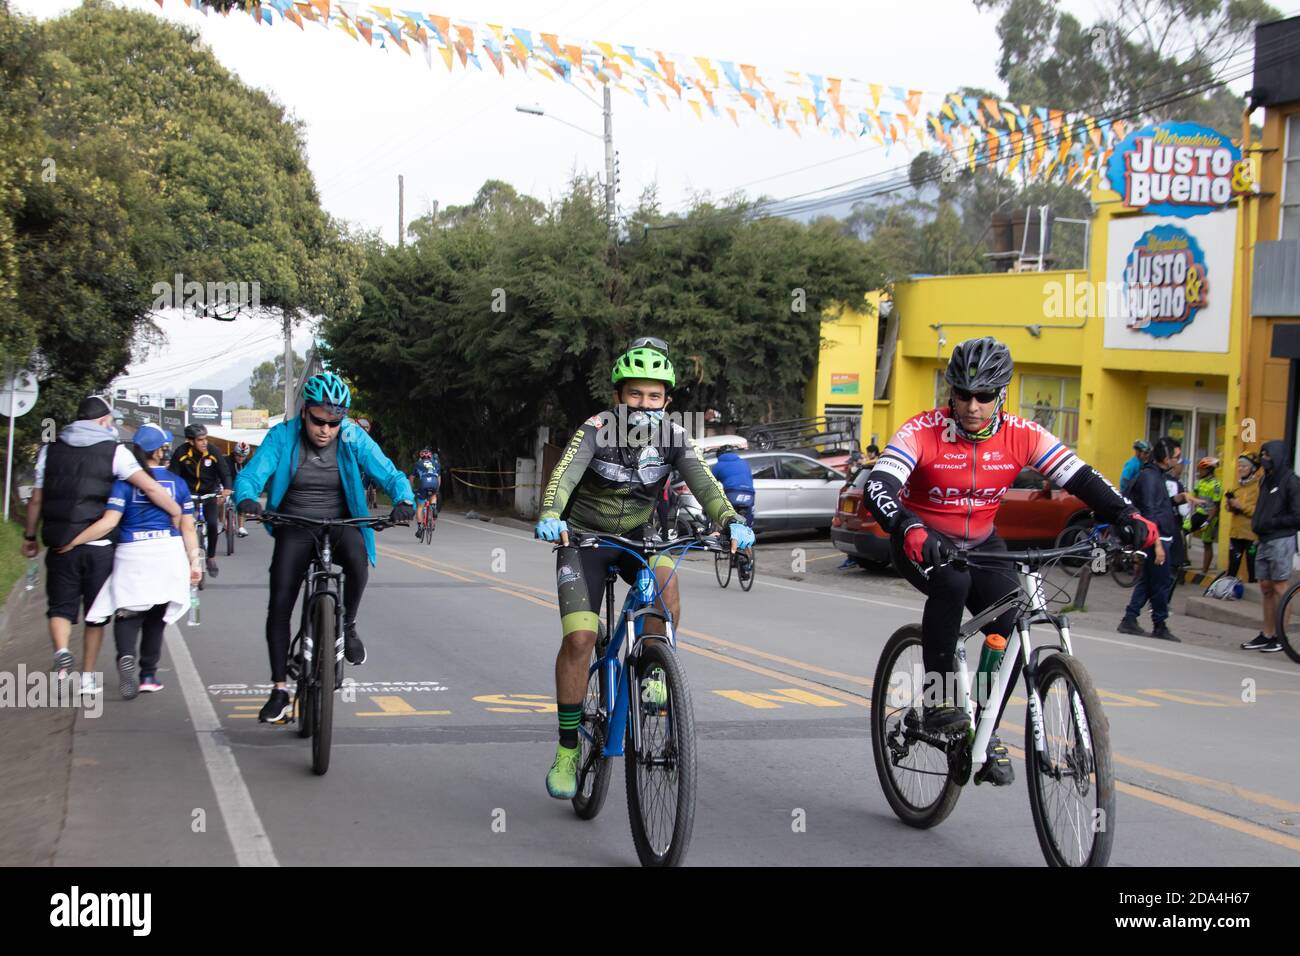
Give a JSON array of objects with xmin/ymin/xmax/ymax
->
[
  {"xmin": 22, "ymin": 396, "xmax": 184, "ymax": 692},
  {"xmin": 1121, "ymin": 439, "xmax": 1151, "ymax": 497}
]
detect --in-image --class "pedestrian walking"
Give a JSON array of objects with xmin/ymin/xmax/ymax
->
[
  {"xmin": 1242, "ymin": 441, "xmax": 1300, "ymax": 653},
  {"xmin": 74, "ymin": 425, "xmax": 202, "ymax": 698},
  {"xmin": 21, "ymin": 397, "xmax": 183, "ymax": 694}
]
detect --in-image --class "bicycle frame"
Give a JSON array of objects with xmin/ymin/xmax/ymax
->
[
  {"xmin": 948, "ymin": 562, "xmax": 1076, "ymax": 773},
  {"xmin": 580, "ymin": 537, "xmax": 710, "ymax": 760},
  {"xmin": 295, "ymin": 533, "xmax": 346, "ymax": 684}
]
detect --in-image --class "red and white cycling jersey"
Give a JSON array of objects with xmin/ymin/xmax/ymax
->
[{"xmin": 870, "ymin": 408, "xmax": 1084, "ymax": 545}]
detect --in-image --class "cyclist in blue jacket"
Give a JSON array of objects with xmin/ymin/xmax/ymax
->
[{"xmin": 234, "ymin": 373, "xmax": 416, "ymax": 724}]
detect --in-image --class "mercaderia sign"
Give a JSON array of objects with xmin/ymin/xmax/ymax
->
[
  {"xmin": 1106, "ymin": 121, "xmax": 1252, "ymax": 217},
  {"xmin": 1122, "ymin": 225, "xmax": 1209, "ymax": 337}
]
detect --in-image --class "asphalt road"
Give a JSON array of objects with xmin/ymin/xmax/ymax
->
[{"xmin": 52, "ymin": 514, "xmax": 1300, "ymax": 866}]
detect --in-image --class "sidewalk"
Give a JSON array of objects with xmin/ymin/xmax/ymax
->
[{"xmin": 0, "ymin": 568, "xmax": 77, "ymax": 866}]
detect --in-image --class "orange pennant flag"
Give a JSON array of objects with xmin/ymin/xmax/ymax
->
[
  {"xmin": 657, "ymin": 92, "xmax": 669, "ymax": 110},
  {"xmin": 835, "ymin": 103, "xmax": 846, "ymax": 130},
  {"xmin": 727, "ymin": 107, "xmax": 738, "ymax": 126},
  {"xmin": 700, "ymin": 88, "xmax": 715, "ymax": 110},
  {"xmin": 429, "ymin": 14, "xmax": 450, "ymax": 42},
  {"xmin": 311, "ymin": 0, "xmax": 329, "ymax": 15},
  {"xmin": 287, "ymin": 6, "xmax": 304, "ymax": 28},
  {"xmin": 987, "ymin": 130, "xmax": 999, "ymax": 164},
  {"xmin": 906, "ymin": 90, "xmax": 922, "ymax": 116},
  {"xmin": 456, "ymin": 25, "xmax": 475, "ymax": 52},
  {"xmin": 656, "ymin": 53, "xmax": 680, "ymax": 95},
  {"xmin": 565, "ymin": 44, "xmax": 582, "ymax": 67},
  {"xmin": 741, "ymin": 64, "xmax": 760, "ymax": 89},
  {"xmin": 786, "ymin": 119, "xmax": 801, "ymax": 137},
  {"xmin": 1008, "ymin": 130, "xmax": 1023, "ymax": 174},
  {"xmin": 356, "ymin": 19, "xmax": 373, "ymax": 45},
  {"xmin": 740, "ymin": 92, "xmax": 758, "ymax": 111}
]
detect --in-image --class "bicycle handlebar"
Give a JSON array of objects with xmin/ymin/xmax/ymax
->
[
  {"xmin": 563, "ymin": 531, "xmax": 729, "ymax": 554},
  {"xmin": 255, "ymin": 511, "xmax": 400, "ymax": 532},
  {"xmin": 944, "ymin": 525, "xmax": 1126, "ymax": 570}
]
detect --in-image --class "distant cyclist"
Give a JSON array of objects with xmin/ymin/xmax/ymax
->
[
  {"xmin": 168, "ymin": 424, "xmax": 230, "ymax": 577},
  {"xmin": 233, "ymin": 373, "xmax": 416, "ymax": 724},
  {"xmin": 226, "ymin": 442, "xmax": 253, "ymax": 538},
  {"xmin": 864, "ymin": 337, "xmax": 1156, "ymax": 786},
  {"xmin": 411, "ymin": 448, "xmax": 441, "ymax": 535},
  {"xmin": 534, "ymin": 338, "xmax": 754, "ymax": 799}
]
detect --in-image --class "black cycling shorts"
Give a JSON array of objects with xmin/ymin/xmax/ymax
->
[{"xmin": 555, "ymin": 544, "xmax": 674, "ymax": 637}]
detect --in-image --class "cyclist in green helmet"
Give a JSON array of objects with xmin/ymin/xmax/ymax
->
[{"xmin": 534, "ymin": 339, "xmax": 755, "ymax": 799}]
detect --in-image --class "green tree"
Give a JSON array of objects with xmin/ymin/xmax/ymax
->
[{"xmin": 248, "ymin": 351, "xmax": 304, "ymax": 411}]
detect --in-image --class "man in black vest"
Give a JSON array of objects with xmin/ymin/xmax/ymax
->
[{"xmin": 22, "ymin": 396, "xmax": 183, "ymax": 691}]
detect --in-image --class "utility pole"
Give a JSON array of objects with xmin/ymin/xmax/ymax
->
[
  {"xmin": 398, "ymin": 174, "xmax": 405, "ymax": 247},
  {"xmin": 282, "ymin": 308, "xmax": 294, "ymax": 420},
  {"xmin": 603, "ymin": 84, "xmax": 616, "ymax": 245}
]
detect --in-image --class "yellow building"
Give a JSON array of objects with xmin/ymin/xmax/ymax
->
[{"xmin": 810, "ymin": 91, "xmax": 1283, "ymax": 568}]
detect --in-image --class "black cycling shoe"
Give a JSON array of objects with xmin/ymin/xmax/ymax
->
[
  {"xmin": 258, "ymin": 689, "xmax": 293, "ymax": 724},
  {"xmin": 974, "ymin": 735, "xmax": 1014, "ymax": 786},
  {"xmin": 344, "ymin": 624, "xmax": 367, "ymax": 665},
  {"xmin": 922, "ymin": 701, "xmax": 971, "ymax": 734}
]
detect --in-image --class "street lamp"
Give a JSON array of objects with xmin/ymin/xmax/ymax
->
[{"xmin": 515, "ymin": 86, "xmax": 618, "ymax": 242}]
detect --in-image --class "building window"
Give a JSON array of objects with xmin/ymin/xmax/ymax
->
[
  {"xmin": 1285, "ymin": 113, "xmax": 1300, "ymax": 240},
  {"xmin": 1020, "ymin": 374, "xmax": 1080, "ymax": 446}
]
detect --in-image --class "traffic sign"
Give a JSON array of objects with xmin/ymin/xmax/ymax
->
[{"xmin": 0, "ymin": 368, "xmax": 38, "ymax": 418}]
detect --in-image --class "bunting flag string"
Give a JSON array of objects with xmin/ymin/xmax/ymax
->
[{"xmin": 164, "ymin": 1, "xmax": 1126, "ymax": 184}]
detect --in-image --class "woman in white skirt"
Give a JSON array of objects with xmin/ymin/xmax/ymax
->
[{"xmin": 65, "ymin": 424, "xmax": 202, "ymax": 699}]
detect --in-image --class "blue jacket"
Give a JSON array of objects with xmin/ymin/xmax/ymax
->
[
  {"xmin": 234, "ymin": 416, "xmax": 414, "ymax": 566},
  {"xmin": 711, "ymin": 452, "xmax": 754, "ymax": 494},
  {"xmin": 1120, "ymin": 455, "xmax": 1143, "ymax": 496}
]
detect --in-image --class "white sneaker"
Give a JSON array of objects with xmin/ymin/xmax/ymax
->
[
  {"xmin": 237, "ymin": 528, "xmax": 248, "ymax": 538},
  {"xmin": 80, "ymin": 673, "xmax": 101, "ymax": 696}
]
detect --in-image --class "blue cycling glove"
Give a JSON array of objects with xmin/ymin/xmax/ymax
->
[
  {"xmin": 535, "ymin": 517, "xmax": 568, "ymax": 542},
  {"xmin": 728, "ymin": 520, "xmax": 755, "ymax": 549}
]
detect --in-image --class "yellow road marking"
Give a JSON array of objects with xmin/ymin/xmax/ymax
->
[
  {"xmin": 356, "ymin": 695, "xmax": 451, "ymax": 717},
  {"xmin": 714, "ymin": 688, "xmax": 847, "ymax": 709},
  {"xmin": 1096, "ymin": 690, "xmax": 1160, "ymax": 708},
  {"xmin": 381, "ymin": 549, "xmax": 476, "ymax": 583},
  {"xmin": 680, "ymin": 628, "xmax": 873, "ymax": 687},
  {"xmin": 473, "ymin": 693, "xmax": 557, "ymax": 714},
  {"xmin": 805, "ymin": 552, "xmax": 847, "ymax": 563},
  {"xmin": 228, "ymin": 714, "xmax": 259, "ymax": 719},
  {"xmin": 679, "ymin": 644, "xmax": 870, "ymax": 707},
  {"xmin": 1139, "ymin": 688, "xmax": 1239, "ymax": 708},
  {"xmin": 489, "ymin": 586, "xmax": 561, "ymax": 610}
]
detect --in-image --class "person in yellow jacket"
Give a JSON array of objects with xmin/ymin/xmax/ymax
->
[{"xmin": 1224, "ymin": 453, "xmax": 1260, "ymax": 583}]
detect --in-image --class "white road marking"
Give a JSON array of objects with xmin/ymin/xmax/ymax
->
[{"xmin": 167, "ymin": 623, "xmax": 279, "ymax": 867}]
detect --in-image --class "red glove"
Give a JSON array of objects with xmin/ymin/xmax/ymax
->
[
  {"xmin": 904, "ymin": 525, "xmax": 928, "ymax": 564},
  {"xmin": 903, "ymin": 524, "xmax": 950, "ymax": 567},
  {"xmin": 1118, "ymin": 511, "xmax": 1158, "ymax": 549}
]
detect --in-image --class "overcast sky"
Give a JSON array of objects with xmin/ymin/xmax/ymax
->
[{"xmin": 20, "ymin": 0, "xmax": 1125, "ymax": 244}]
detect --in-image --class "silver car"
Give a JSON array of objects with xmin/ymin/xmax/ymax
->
[{"xmin": 673, "ymin": 450, "xmax": 845, "ymax": 534}]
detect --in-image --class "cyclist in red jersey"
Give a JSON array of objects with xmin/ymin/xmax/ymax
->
[{"xmin": 865, "ymin": 337, "xmax": 1157, "ymax": 785}]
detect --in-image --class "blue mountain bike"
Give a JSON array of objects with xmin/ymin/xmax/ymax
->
[{"xmin": 562, "ymin": 530, "xmax": 729, "ymax": 867}]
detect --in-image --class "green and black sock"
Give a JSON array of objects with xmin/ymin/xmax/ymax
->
[{"xmin": 557, "ymin": 703, "xmax": 582, "ymax": 749}]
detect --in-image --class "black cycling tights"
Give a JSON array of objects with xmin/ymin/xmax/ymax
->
[
  {"xmin": 892, "ymin": 531, "xmax": 1021, "ymax": 689},
  {"xmin": 200, "ymin": 497, "xmax": 220, "ymax": 558},
  {"xmin": 265, "ymin": 524, "xmax": 368, "ymax": 683}
]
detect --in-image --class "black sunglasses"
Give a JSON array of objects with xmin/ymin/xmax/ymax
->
[
  {"xmin": 952, "ymin": 386, "xmax": 999, "ymax": 403},
  {"xmin": 630, "ymin": 336, "xmax": 669, "ymax": 354},
  {"xmin": 306, "ymin": 410, "xmax": 344, "ymax": 429}
]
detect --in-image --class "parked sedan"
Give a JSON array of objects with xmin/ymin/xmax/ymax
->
[
  {"xmin": 673, "ymin": 450, "xmax": 845, "ymax": 534},
  {"xmin": 831, "ymin": 466, "xmax": 1093, "ymax": 571}
]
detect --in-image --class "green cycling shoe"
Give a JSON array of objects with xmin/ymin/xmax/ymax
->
[{"xmin": 545, "ymin": 743, "xmax": 581, "ymax": 799}]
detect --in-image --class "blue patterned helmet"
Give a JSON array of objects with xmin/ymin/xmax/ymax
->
[{"xmin": 301, "ymin": 372, "xmax": 351, "ymax": 413}]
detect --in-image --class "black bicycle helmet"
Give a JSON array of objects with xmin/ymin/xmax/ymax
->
[
  {"xmin": 944, "ymin": 336, "xmax": 1014, "ymax": 391},
  {"xmin": 184, "ymin": 424, "xmax": 208, "ymax": 440}
]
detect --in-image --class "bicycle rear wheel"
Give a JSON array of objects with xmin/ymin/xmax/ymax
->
[
  {"xmin": 1277, "ymin": 581, "xmax": 1300, "ymax": 664},
  {"xmin": 1053, "ymin": 522, "xmax": 1092, "ymax": 578},
  {"xmin": 573, "ymin": 634, "xmax": 613, "ymax": 820},
  {"xmin": 870, "ymin": 625, "xmax": 962, "ymax": 828},
  {"xmin": 311, "ymin": 596, "xmax": 337, "ymax": 776},
  {"xmin": 1110, "ymin": 551, "xmax": 1140, "ymax": 589},
  {"xmin": 1025, "ymin": 653, "xmax": 1115, "ymax": 867},
  {"xmin": 739, "ymin": 550, "xmax": 756, "ymax": 592},
  {"xmin": 714, "ymin": 550, "xmax": 732, "ymax": 588},
  {"xmin": 625, "ymin": 638, "xmax": 697, "ymax": 866}
]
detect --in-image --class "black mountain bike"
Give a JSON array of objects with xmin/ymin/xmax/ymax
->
[
  {"xmin": 1276, "ymin": 576, "xmax": 1300, "ymax": 664},
  {"xmin": 257, "ymin": 511, "xmax": 397, "ymax": 775}
]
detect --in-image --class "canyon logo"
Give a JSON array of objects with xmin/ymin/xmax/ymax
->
[
  {"xmin": 1121, "ymin": 225, "xmax": 1209, "ymax": 338},
  {"xmin": 1107, "ymin": 121, "xmax": 1251, "ymax": 218}
]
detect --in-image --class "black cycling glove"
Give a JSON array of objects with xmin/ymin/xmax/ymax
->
[
  {"xmin": 390, "ymin": 502, "xmax": 416, "ymax": 523},
  {"xmin": 237, "ymin": 499, "xmax": 263, "ymax": 516}
]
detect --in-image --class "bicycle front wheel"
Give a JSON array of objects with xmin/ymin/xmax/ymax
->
[
  {"xmin": 870, "ymin": 624, "xmax": 962, "ymax": 828},
  {"xmin": 739, "ymin": 550, "xmax": 756, "ymax": 592},
  {"xmin": 1025, "ymin": 653, "xmax": 1115, "ymax": 867},
  {"xmin": 225, "ymin": 504, "xmax": 236, "ymax": 555},
  {"xmin": 714, "ymin": 550, "xmax": 732, "ymax": 588},
  {"xmin": 573, "ymin": 640, "xmax": 613, "ymax": 820},
  {"xmin": 1277, "ymin": 581, "xmax": 1300, "ymax": 664},
  {"xmin": 311, "ymin": 597, "xmax": 337, "ymax": 776},
  {"xmin": 625, "ymin": 638, "xmax": 697, "ymax": 866},
  {"xmin": 1110, "ymin": 551, "xmax": 1140, "ymax": 589}
]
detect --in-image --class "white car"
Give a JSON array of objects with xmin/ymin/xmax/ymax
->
[{"xmin": 672, "ymin": 449, "xmax": 845, "ymax": 534}]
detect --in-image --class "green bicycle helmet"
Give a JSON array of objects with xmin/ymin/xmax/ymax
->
[
  {"xmin": 611, "ymin": 346, "xmax": 676, "ymax": 388},
  {"xmin": 301, "ymin": 372, "xmax": 352, "ymax": 412}
]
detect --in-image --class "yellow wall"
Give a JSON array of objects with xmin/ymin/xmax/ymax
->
[{"xmin": 805, "ymin": 292, "xmax": 880, "ymax": 448}]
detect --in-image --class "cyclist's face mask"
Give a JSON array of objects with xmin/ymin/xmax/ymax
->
[
  {"xmin": 613, "ymin": 404, "xmax": 666, "ymax": 448},
  {"xmin": 948, "ymin": 386, "xmax": 1005, "ymax": 441}
]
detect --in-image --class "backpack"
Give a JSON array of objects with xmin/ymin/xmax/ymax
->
[{"xmin": 1204, "ymin": 575, "xmax": 1244, "ymax": 600}]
